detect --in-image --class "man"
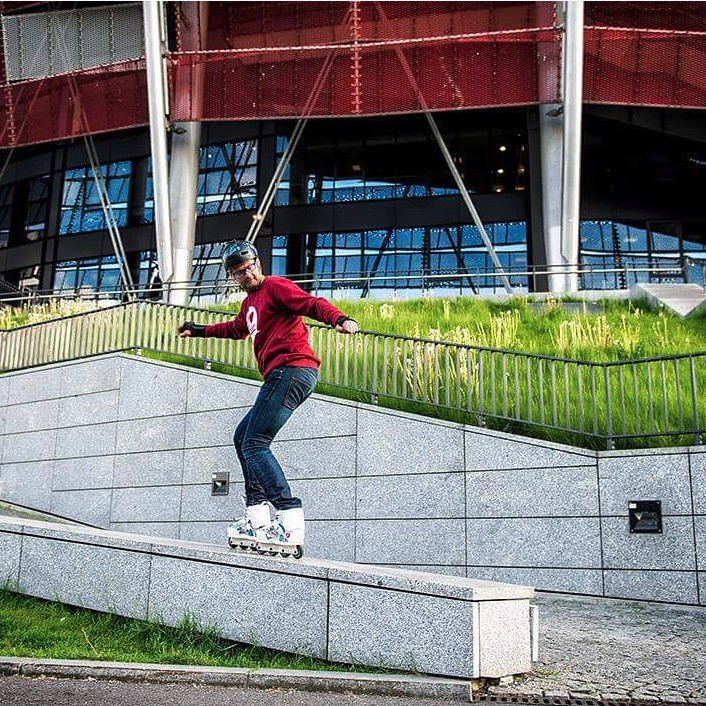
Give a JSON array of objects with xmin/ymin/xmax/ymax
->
[{"xmin": 177, "ymin": 240, "xmax": 358, "ymax": 558}]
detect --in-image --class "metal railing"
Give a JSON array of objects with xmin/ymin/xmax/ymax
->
[
  {"xmin": 0, "ymin": 301, "xmax": 704, "ymax": 449},
  {"xmin": 1, "ymin": 256, "xmax": 703, "ymax": 308}
]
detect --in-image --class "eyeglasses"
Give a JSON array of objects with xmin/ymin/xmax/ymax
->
[{"xmin": 229, "ymin": 260, "xmax": 258, "ymax": 279}]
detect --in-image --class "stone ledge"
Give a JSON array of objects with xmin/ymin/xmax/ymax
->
[{"xmin": 0, "ymin": 516, "xmax": 536, "ymax": 680}]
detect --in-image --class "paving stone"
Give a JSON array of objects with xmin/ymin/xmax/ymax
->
[{"xmin": 485, "ymin": 592, "xmax": 706, "ymax": 702}]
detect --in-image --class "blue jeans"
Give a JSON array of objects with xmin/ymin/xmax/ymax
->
[{"xmin": 233, "ymin": 366, "xmax": 318, "ymax": 511}]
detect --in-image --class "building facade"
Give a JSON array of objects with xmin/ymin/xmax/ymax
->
[{"xmin": 0, "ymin": 1, "xmax": 705, "ymax": 300}]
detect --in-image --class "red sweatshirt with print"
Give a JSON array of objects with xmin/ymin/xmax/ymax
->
[{"xmin": 204, "ymin": 276, "xmax": 345, "ymax": 378}]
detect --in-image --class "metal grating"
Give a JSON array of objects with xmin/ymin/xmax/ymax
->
[
  {"xmin": 2, "ymin": 3, "xmax": 144, "ymax": 81},
  {"xmin": 481, "ymin": 696, "xmax": 706, "ymax": 706}
]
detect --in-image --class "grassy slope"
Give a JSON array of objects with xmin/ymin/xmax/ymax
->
[{"xmin": 0, "ymin": 589, "xmax": 383, "ymax": 672}]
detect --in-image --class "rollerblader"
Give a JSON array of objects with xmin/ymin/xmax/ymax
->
[{"xmin": 178, "ymin": 240, "xmax": 358, "ymax": 558}]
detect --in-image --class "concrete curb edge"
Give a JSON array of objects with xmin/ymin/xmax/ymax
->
[{"xmin": 0, "ymin": 657, "xmax": 473, "ymax": 701}]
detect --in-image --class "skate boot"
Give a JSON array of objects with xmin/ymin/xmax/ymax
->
[
  {"xmin": 255, "ymin": 507, "xmax": 305, "ymax": 559},
  {"xmin": 227, "ymin": 501, "xmax": 270, "ymax": 550}
]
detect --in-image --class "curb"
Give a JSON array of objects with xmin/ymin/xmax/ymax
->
[{"xmin": 0, "ymin": 657, "xmax": 474, "ymax": 701}]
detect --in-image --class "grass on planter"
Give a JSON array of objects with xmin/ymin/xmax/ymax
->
[
  {"xmin": 4, "ymin": 294, "xmax": 706, "ymax": 450},
  {"xmin": 0, "ymin": 589, "xmax": 383, "ymax": 672},
  {"xmin": 5, "ymin": 294, "xmax": 706, "ymax": 363},
  {"xmin": 322, "ymin": 296, "xmax": 706, "ymax": 362}
]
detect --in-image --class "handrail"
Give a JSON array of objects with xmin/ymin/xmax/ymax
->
[
  {"xmin": 0, "ymin": 255, "xmax": 698, "ymax": 307},
  {"xmin": 0, "ymin": 301, "xmax": 703, "ymax": 450}
]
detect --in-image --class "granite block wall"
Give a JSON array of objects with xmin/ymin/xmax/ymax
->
[{"xmin": 0, "ymin": 353, "xmax": 704, "ymax": 605}]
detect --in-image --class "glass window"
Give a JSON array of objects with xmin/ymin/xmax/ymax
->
[
  {"xmin": 274, "ymin": 116, "xmax": 526, "ymax": 207},
  {"xmin": 271, "ymin": 221, "xmax": 527, "ymax": 297},
  {"xmin": 271, "ymin": 235, "xmax": 287, "ymax": 275},
  {"xmin": 197, "ymin": 140, "xmax": 258, "ymax": 215},
  {"xmin": 144, "ymin": 164, "xmax": 154, "ymax": 224},
  {"xmin": 98, "ymin": 256, "xmax": 120, "ymax": 291},
  {"xmin": 579, "ymin": 219, "xmax": 706, "ymax": 289},
  {"xmin": 274, "ymin": 135, "xmax": 292, "ymax": 207},
  {"xmin": 0, "ymin": 184, "xmax": 12, "ymax": 248},
  {"xmin": 651, "ymin": 228, "xmax": 680, "ymax": 252},
  {"xmin": 24, "ymin": 174, "xmax": 50, "ymax": 241},
  {"xmin": 60, "ymin": 161, "xmax": 131, "ymax": 234},
  {"xmin": 53, "ymin": 255, "xmax": 128, "ymax": 294}
]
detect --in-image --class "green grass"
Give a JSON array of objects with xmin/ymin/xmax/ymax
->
[
  {"xmin": 0, "ymin": 300, "xmax": 97, "ymax": 329},
  {"xmin": 212, "ymin": 293, "xmax": 706, "ymax": 361},
  {"xmin": 0, "ymin": 589, "xmax": 386, "ymax": 672},
  {"xmin": 6, "ymin": 294, "xmax": 706, "ymax": 363},
  {"xmin": 329, "ymin": 295, "xmax": 706, "ymax": 361}
]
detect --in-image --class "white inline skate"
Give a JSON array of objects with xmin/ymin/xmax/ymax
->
[
  {"xmin": 255, "ymin": 507, "xmax": 305, "ymax": 559},
  {"xmin": 227, "ymin": 500, "xmax": 270, "ymax": 551}
]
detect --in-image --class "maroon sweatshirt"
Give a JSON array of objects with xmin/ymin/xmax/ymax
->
[{"xmin": 205, "ymin": 276, "xmax": 345, "ymax": 378}]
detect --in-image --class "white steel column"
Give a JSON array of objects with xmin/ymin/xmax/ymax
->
[
  {"xmin": 539, "ymin": 109, "xmax": 565, "ymax": 293},
  {"xmin": 560, "ymin": 0, "xmax": 585, "ymax": 292},
  {"xmin": 537, "ymin": 0, "xmax": 564, "ymax": 293},
  {"xmin": 168, "ymin": 2, "xmax": 209, "ymax": 306},
  {"xmin": 539, "ymin": 1, "xmax": 584, "ymax": 293},
  {"xmin": 169, "ymin": 125, "xmax": 201, "ymax": 305},
  {"xmin": 143, "ymin": 0, "xmax": 173, "ymax": 285}
]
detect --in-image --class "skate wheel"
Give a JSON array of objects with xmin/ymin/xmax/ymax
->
[
  {"xmin": 292, "ymin": 545, "xmax": 303, "ymax": 559},
  {"xmin": 228, "ymin": 538, "xmax": 237, "ymax": 548}
]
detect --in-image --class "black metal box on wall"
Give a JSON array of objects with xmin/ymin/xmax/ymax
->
[
  {"xmin": 629, "ymin": 500, "xmax": 662, "ymax": 534},
  {"xmin": 211, "ymin": 472, "xmax": 229, "ymax": 496}
]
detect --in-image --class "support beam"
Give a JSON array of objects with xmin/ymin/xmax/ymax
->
[
  {"xmin": 539, "ymin": 107, "xmax": 564, "ymax": 293},
  {"xmin": 560, "ymin": 0, "xmax": 584, "ymax": 292},
  {"xmin": 168, "ymin": 123, "xmax": 201, "ymax": 305},
  {"xmin": 537, "ymin": 0, "xmax": 566, "ymax": 293},
  {"xmin": 143, "ymin": 0, "xmax": 173, "ymax": 285},
  {"xmin": 426, "ymin": 113, "xmax": 513, "ymax": 294},
  {"xmin": 167, "ymin": 1, "xmax": 210, "ymax": 306}
]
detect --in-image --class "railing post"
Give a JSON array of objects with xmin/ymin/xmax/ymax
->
[
  {"xmin": 689, "ymin": 355, "xmax": 701, "ymax": 445},
  {"xmin": 476, "ymin": 350, "xmax": 484, "ymax": 423},
  {"xmin": 603, "ymin": 365, "xmax": 613, "ymax": 449},
  {"xmin": 371, "ymin": 334, "xmax": 379, "ymax": 405}
]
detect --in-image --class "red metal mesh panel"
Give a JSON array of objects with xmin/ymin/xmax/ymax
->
[
  {"xmin": 584, "ymin": 1, "xmax": 706, "ymax": 108},
  {"xmin": 1, "ymin": 1, "xmax": 559, "ymax": 148},
  {"xmin": 169, "ymin": 1, "xmax": 561, "ymax": 121},
  {"xmin": 0, "ymin": 60, "xmax": 148, "ymax": 149},
  {"xmin": 8, "ymin": 2, "xmax": 704, "ymax": 148}
]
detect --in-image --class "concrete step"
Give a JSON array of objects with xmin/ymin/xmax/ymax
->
[
  {"xmin": 0, "ymin": 516, "xmax": 537, "ymax": 681},
  {"xmin": 632, "ymin": 282, "xmax": 706, "ymax": 317}
]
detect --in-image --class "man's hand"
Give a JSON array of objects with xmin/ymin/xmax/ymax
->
[
  {"xmin": 177, "ymin": 321, "xmax": 206, "ymax": 338},
  {"xmin": 335, "ymin": 317, "xmax": 359, "ymax": 334}
]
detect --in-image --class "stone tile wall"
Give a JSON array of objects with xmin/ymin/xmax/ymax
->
[{"xmin": 0, "ymin": 354, "xmax": 704, "ymax": 605}]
